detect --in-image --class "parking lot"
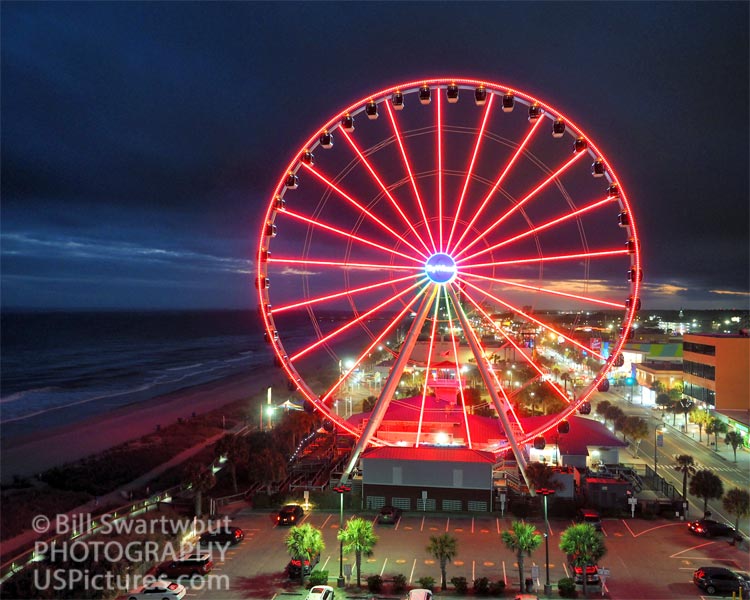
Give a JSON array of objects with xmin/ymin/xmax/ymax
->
[{"xmin": 174, "ymin": 508, "xmax": 749, "ymax": 599}]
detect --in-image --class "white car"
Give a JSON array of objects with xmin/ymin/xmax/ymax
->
[
  {"xmin": 305, "ymin": 585, "xmax": 335, "ymax": 600},
  {"xmin": 127, "ymin": 581, "xmax": 186, "ymax": 600},
  {"xmin": 407, "ymin": 590, "xmax": 433, "ymax": 600}
]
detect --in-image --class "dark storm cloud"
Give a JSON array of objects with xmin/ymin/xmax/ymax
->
[{"xmin": 1, "ymin": 1, "xmax": 748, "ymax": 309}]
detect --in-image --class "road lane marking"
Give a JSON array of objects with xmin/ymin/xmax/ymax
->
[
  {"xmin": 446, "ymin": 517, "xmax": 450, "ymax": 532},
  {"xmin": 321, "ymin": 515, "xmax": 332, "ymax": 528},
  {"xmin": 472, "ymin": 517, "xmax": 475, "ymax": 534},
  {"xmin": 472, "ymin": 559, "xmax": 476, "ymax": 581},
  {"xmin": 670, "ymin": 541, "xmax": 714, "ymax": 558},
  {"xmin": 502, "ymin": 560, "xmax": 507, "ymax": 584},
  {"xmin": 409, "ymin": 558, "xmax": 417, "ymax": 583},
  {"xmin": 621, "ymin": 519, "xmax": 636, "ymax": 537},
  {"xmin": 380, "ymin": 557, "xmax": 388, "ymax": 576},
  {"xmin": 420, "ymin": 516, "xmax": 425, "ymax": 532},
  {"xmin": 496, "ymin": 518, "xmax": 501, "ymax": 534}
]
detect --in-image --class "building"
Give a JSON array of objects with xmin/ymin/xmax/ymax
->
[
  {"xmin": 682, "ymin": 333, "xmax": 750, "ymax": 410},
  {"xmin": 635, "ymin": 361, "xmax": 683, "ymax": 404}
]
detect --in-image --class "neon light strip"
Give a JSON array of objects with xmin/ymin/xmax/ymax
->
[
  {"xmin": 443, "ymin": 287, "xmax": 473, "ymax": 448},
  {"xmin": 437, "ymin": 91, "xmax": 443, "ymax": 251},
  {"xmin": 462, "ymin": 272, "xmax": 624, "ymax": 309},
  {"xmin": 462, "ymin": 291, "xmax": 570, "ymax": 405},
  {"xmin": 384, "ymin": 100, "xmax": 437, "ymax": 252},
  {"xmin": 456, "ymin": 150, "xmax": 586, "ymax": 259},
  {"xmin": 461, "ymin": 248, "xmax": 629, "ymax": 269},
  {"xmin": 446, "ymin": 93, "xmax": 495, "ymax": 250},
  {"xmin": 272, "ymin": 272, "xmax": 420, "ymax": 313},
  {"xmin": 269, "ymin": 257, "xmax": 421, "ymax": 271},
  {"xmin": 290, "ymin": 278, "xmax": 427, "ymax": 362},
  {"xmin": 320, "ymin": 283, "xmax": 430, "ymax": 406},
  {"xmin": 283, "ymin": 209, "xmax": 423, "ymax": 264},
  {"xmin": 302, "ymin": 163, "xmax": 428, "ymax": 259},
  {"xmin": 450, "ymin": 116, "xmax": 545, "ymax": 254},
  {"xmin": 460, "ymin": 197, "xmax": 615, "ymax": 263},
  {"xmin": 416, "ymin": 292, "xmax": 442, "ymax": 448},
  {"xmin": 457, "ymin": 277, "xmax": 606, "ymax": 361}
]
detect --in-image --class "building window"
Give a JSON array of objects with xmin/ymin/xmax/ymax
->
[
  {"xmin": 683, "ymin": 360, "xmax": 716, "ymax": 381},
  {"xmin": 683, "ymin": 382, "xmax": 716, "ymax": 407},
  {"xmin": 684, "ymin": 341, "xmax": 716, "ymax": 356},
  {"xmin": 453, "ymin": 469, "xmax": 463, "ymax": 488}
]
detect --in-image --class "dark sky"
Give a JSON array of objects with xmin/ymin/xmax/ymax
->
[{"xmin": 2, "ymin": 1, "xmax": 748, "ymax": 310}]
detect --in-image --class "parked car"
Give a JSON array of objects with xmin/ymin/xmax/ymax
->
[
  {"xmin": 688, "ymin": 519, "xmax": 737, "ymax": 538},
  {"xmin": 407, "ymin": 590, "xmax": 434, "ymax": 600},
  {"xmin": 304, "ymin": 585, "xmax": 335, "ymax": 600},
  {"xmin": 378, "ymin": 505, "xmax": 402, "ymax": 524},
  {"xmin": 156, "ymin": 554, "xmax": 213, "ymax": 578},
  {"xmin": 199, "ymin": 526, "xmax": 244, "ymax": 545},
  {"xmin": 287, "ymin": 553, "xmax": 320, "ymax": 578},
  {"xmin": 693, "ymin": 566, "xmax": 750, "ymax": 595},
  {"xmin": 127, "ymin": 581, "xmax": 186, "ymax": 600},
  {"xmin": 277, "ymin": 504, "xmax": 304, "ymax": 526},
  {"xmin": 575, "ymin": 508, "xmax": 602, "ymax": 532},
  {"xmin": 571, "ymin": 564, "xmax": 600, "ymax": 585}
]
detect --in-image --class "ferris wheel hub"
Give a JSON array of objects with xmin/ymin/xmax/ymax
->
[{"xmin": 424, "ymin": 252, "xmax": 457, "ymax": 284}]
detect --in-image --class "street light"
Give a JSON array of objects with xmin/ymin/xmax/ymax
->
[
  {"xmin": 333, "ymin": 484, "xmax": 351, "ymax": 588},
  {"xmin": 654, "ymin": 427, "xmax": 663, "ymax": 479},
  {"xmin": 536, "ymin": 488, "xmax": 556, "ymax": 597}
]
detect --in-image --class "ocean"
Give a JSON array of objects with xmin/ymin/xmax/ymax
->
[{"xmin": 0, "ymin": 310, "xmax": 271, "ymax": 434}]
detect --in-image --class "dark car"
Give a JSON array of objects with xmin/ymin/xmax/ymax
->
[
  {"xmin": 575, "ymin": 508, "xmax": 602, "ymax": 532},
  {"xmin": 571, "ymin": 564, "xmax": 600, "ymax": 585},
  {"xmin": 693, "ymin": 566, "xmax": 749, "ymax": 595},
  {"xmin": 378, "ymin": 505, "xmax": 402, "ymax": 524},
  {"xmin": 199, "ymin": 526, "xmax": 244, "ymax": 546},
  {"xmin": 157, "ymin": 554, "xmax": 213, "ymax": 579},
  {"xmin": 287, "ymin": 553, "xmax": 320, "ymax": 578},
  {"xmin": 277, "ymin": 504, "xmax": 304, "ymax": 526},
  {"xmin": 688, "ymin": 519, "xmax": 737, "ymax": 538}
]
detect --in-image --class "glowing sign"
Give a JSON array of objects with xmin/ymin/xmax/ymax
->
[{"xmin": 424, "ymin": 252, "xmax": 457, "ymax": 284}]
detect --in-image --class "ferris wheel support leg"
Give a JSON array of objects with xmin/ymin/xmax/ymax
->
[
  {"xmin": 339, "ymin": 288, "xmax": 436, "ymax": 485},
  {"xmin": 446, "ymin": 286, "xmax": 535, "ymax": 494}
]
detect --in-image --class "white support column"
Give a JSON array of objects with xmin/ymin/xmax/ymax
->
[
  {"xmin": 446, "ymin": 286, "xmax": 534, "ymax": 493},
  {"xmin": 340, "ymin": 288, "xmax": 436, "ymax": 484}
]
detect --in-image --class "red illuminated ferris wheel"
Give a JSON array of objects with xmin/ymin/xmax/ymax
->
[{"xmin": 256, "ymin": 77, "xmax": 641, "ymax": 480}]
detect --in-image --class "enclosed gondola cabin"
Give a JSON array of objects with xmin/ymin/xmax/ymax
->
[
  {"xmin": 502, "ymin": 92, "xmax": 514, "ymax": 112},
  {"xmin": 447, "ymin": 83, "xmax": 459, "ymax": 103},
  {"xmin": 474, "ymin": 86, "xmax": 487, "ymax": 106},
  {"xmin": 365, "ymin": 100, "xmax": 378, "ymax": 120},
  {"xmin": 419, "ymin": 85, "xmax": 431, "ymax": 105},
  {"xmin": 319, "ymin": 131, "xmax": 333, "ymax": 149},
  {"xmin": 391, "ymin": 91, "xmax": 405, "ymax": 110},
  {"xmin": 341, "ymin": 114, "xmax": 355, "ymax": 132}
]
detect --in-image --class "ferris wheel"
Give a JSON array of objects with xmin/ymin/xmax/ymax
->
[{"xmin": 256, "ymin": 77, "xmax": 641, "ymax": 482}]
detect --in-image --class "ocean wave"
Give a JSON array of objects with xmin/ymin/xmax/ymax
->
[
  {"xmin": 0, "ymin": 387, "xmax": 57, "ymax": 404},
  {"xmin": 164, "ymin": 363, "xmax": 204, "ymax": 372}
]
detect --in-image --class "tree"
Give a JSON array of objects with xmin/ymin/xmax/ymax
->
[
  {"xmin": 722, "ymin": 488, "xmax": 750, "ymax": 533},
  {"xmin": 689, "ymin": 408, "xmax": 710, "ymax": 442},
  {"xmin": 524, "ymin": 462, "xmax": 563, "ymax": 492},
  {"xmin": 338, "ymin": 517, "xmax": 378, "ymax": 587},
  {"xmin": 650, "ymin": 380, "xmax": 665, "ymax": 395},
  {"xmin": 679, "ymin": 399, "xmax": 693, "ymax": 429},
  {"xmin": 614, "ymin": 414, "xmax": 628, "ymax": 441},
  {"xmin": 561, "ymin": 372, "xmax": 571, "ymax": 393},
  {"xmin": 247, "ymin": 447, "xmax": 287, "ymax": 493},
  {"xmin": 501, "ymin": 521, "xmax": 542, "ymax": 593},
  {"xmin": 285, "ymin": 523, "xmax": 325, "ymax": 584},
  {"xmin": 427, "ymin": 533, "xmax": 458, "ymax": 591},
  {"xmin": 214, "ymin": 433, "xmax": 249, "ymax": 493},
  {"xmin": 594, "ymin": 400, "xmax": 611, "ymax": 419},
  {"xmin": 724, "ymin": 431, "xmax": 745, "ymax": 463},
  {"xmin": 604, "ymin": 405, "xmax": 624, "ymax": 427},
  {"xmin": 688, "ymin": 469, "xmax": 724, "ymax": 516},
  {"xmin": 655, "ymin": 394, "xmax": 673, "ymax": 416},
  {"xmin": 706, "ymin": 418, "xmax": 728, "ymax": 450},
  {"xmin": 559, "ymin": 523, "xmax": 606, "ymax": 598},
  {"xmin": 362, "ymin": 396, "xmax": 377, "ymax": 412},
  {"xmin": 624, "ymin": 416, "xmax": 649, "ymax": 457},
  {"xmin": 184, "ymin": 463, "xmax": 216, "ymax": 517},
  {"xmin": 673, "ymin": 454, "xmax": 696, "ymax": 500}
]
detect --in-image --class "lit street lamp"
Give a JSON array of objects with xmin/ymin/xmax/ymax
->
[
  {"xmin": 333, "ymin": 484, "xmax": 351, "ymax": 587},
  {"xmin": 536, "ymin": 487, "xmax": 556, "ymax": 597}
]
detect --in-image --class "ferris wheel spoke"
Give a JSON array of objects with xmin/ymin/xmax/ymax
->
[
  {"xmin": 450, "ymin": 115, "xmax": 546, "ymax": 255},
  {"xmin": 443, "ymin": 287, "xmax": 473, "ymax": 448},
  {"xmin": 459, "ymin": 196, "xmax": 615, "ymax": 264},
  {"xmin": 457, "ymin": 277, "xmax": 606, "ymax": 361},
  {"xmin": 282, "ymin": 209, "xmax": 423, "ymax": 264},
  {"xmin": 436, "ymin": 91, "xmax": 444, "ymax": 250},
  {"xmin": 301, "ymin": 163, "xmax": 428, "ymax": 258},
  {"xmin": 289, "ymin": 278, "xmax": 427, "ymax": 362},
  {"xmin": 416, "ymin": 291, "xmax": 442, "ymax": 448},
  {"xmin": 384, "ymin": 100, "xmax": 437, "ymax": 252},
  {"xmin": 455, "ymin": 150, "xmax": 587, "ymax": 260},
  {"xmin": 446, "ymin": 93, "xmax": 495, "ymax": 251},
  {"xmin": 270, "ymin": 271, "xmax": 422, "ymax": 314},
  {"xmin": 461, "ymin": 248, "xmax": 629, "ymax": 270},
  {"xmin": 461, "ymin": 290, "xmax": 571, "ymax": 406},
  {"xmin": 269, "ymin": 257, "xmax": 421, "ymax": 272},
  {"xmin": 462, "ymin": 272, "xmax": 625, "ymax": 309}
]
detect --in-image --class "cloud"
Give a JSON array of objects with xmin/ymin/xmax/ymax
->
[{"xmin": 281, "ymin": 267, "xmax": 320, "ymax": 276}]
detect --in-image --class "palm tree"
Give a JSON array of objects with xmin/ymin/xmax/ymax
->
[
  {"xmin": 706, "ymin": 418, "xmax": 728, "ymax": 450},
  {"xmin": 594, "ymin": 400, "xmax": 611, "ymax": 419},
  {"xmin": 689, "ymin": 469, "xmax": 724, "ymax": 516},
  {"xmin": 625, "ymin": 416, "xmax": 649, "ymax": 457},
  {"xmin": 689, "ymin": 408, "xmax": 710, "ymax": 442},
  {"xmin": 285, "ymin": 523, "xmax": 325, "ymax": 584},
  {"xmin": 184, "ymin": 463, "xmax": 216, "ymax": 517},
  {"xmin": 247, "ymin": 447, "xmax": 287, "ymax": 493},
  {"xmin": 673, "ymin": 454, "xmax": 696, "ymax": 500},
  {"xmin": 501, "ymin": 520, "xmax": 542, "ymax": 593},
  {"xmin": 427, "ymin": 533, "xmax": 458, "ymax": 591},
  {"xmin": 604, "ymin": 405, "xmax": 624, "ymax": 428},
  {"xmin": 560, "ymin": 372, "xmax": 571, "ymax": 394},
  {"xmin": 559, "ymin": 523, "xmax": 606, "ymax": 598},
  {"xmin": 722, "ymin": 488, "xmax": 750, "ymax": 533},
  {"xmin": 338, "ymin": 517, "xmax": 378, "ymax": 587},
  {"xmin": 524, "ymin": 462, "xmax": 563, "ymax": 492},
  {"xmin": 724, "ymin": 431, "xmax": 744, "ymax": 463},
  {"xmin": 214, "ymin": 433, "xmax": 249, "ymax": 493}
]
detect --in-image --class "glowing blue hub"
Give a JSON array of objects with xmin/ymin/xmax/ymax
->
[{"xmin": 424, "ymin": 252, "xmax": 457, "ymax": 284}]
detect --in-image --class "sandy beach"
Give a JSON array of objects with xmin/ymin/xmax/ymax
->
[{"xmin": 0, "ymin": 368, "xmax": 291, "ymax": 482}]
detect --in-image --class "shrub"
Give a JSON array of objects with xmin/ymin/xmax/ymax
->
[
  {"xmin": 558, "ymin": 576, "xmax": 577, "ymax": 598},
  {"xmin": 367, "ymin": 574, "xmax": 383, "ymax": 593},
  {"xmin": 473, "ymin": 576, "xmax": 490, "ymax": 596},
  {"xmin": 489, "ymin": 579, "xmax": 506, "ymax": 596},
  {"xmin": 417, "ymin": 576, "xmax": 435, "ymax": 592},
  {"xmin": 308, "ymin": 570, "xmax": 329, "ymax": 586},
  {"xmin": 392, "ymin": 573, "xmax": 408, "ymax": 593},
  {"xmin": 451, "ymin": 576, "xmax": 468, "ymax": 594}
]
